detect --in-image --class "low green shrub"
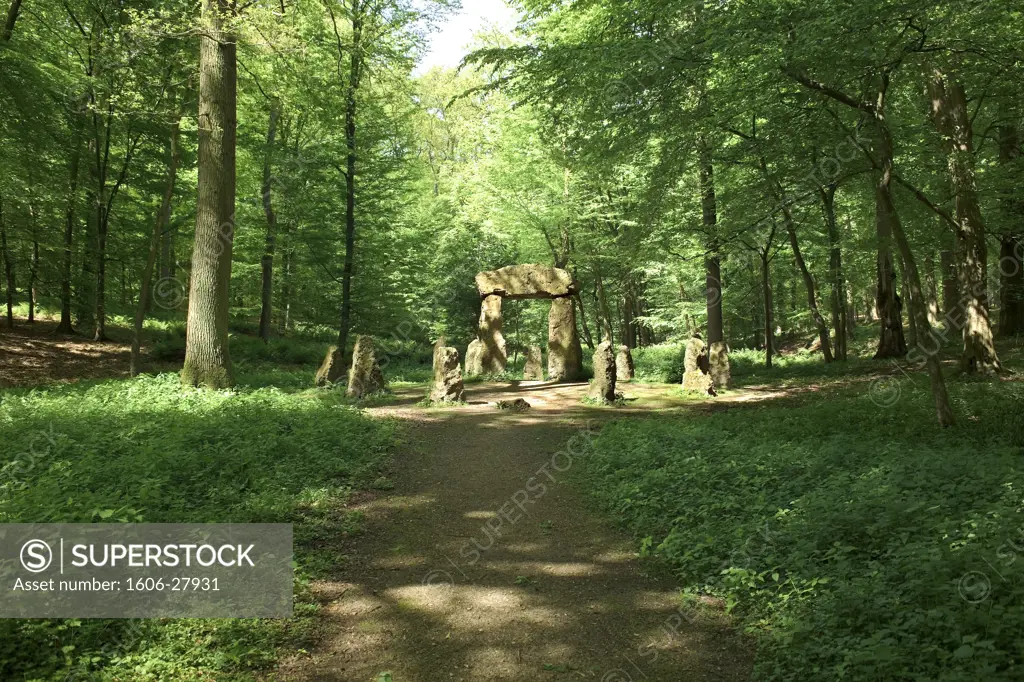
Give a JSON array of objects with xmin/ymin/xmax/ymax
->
[
  {"xmin": 0, "ymin": 374, "xmax": 397, "ymax": 680},
  {"xmin": 580, "ymin": 378, "xmax": 1024, "ymax": 681}
]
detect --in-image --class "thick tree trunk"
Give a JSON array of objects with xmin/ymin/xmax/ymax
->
[
  {"xmin": 699, "ymin": 141, "xmax": 730, "ymax": 387},
  {"xmin": 821, "ymin": 185, "xmax": 848, "ymax": 360},
  {"xmin": 181, "ymin": 0, "xmax": 237, "ymax": 388},
  {"xmin": 132, "ymin": 114, "xmax": 181, "ymax": 376},
  {"xmin": 0, "ymin": 193, "xmax": 14, "ymax": 328},
  {"xmin": 2, "ymin": 0, "xmax": 22, "ymax": 43},
  {"xmin": 336, "ymin": 3, "xmax": 362, "ymax": 358},
  {"xmin": 56, "ymin": 125, "xmax": 83, "ymax": 335},
  {"xmin": 258, "ymin": 102, "xmax": 280, "ymax": 342},
  {"xmin": 874, "ymin": 183, "xmax": 907, "ymax": 358},
  {"xmin": 929, "ymin": 70, "xmax": 1001, "ymax": 373},
  {"xmin": 782, "ymin": 206, "xmax": 833, "ymax": 362}
]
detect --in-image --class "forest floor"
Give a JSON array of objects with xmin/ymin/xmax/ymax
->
[{"xmin": 276, "ymin": 381, "xmax": 758, "ymax": 682}]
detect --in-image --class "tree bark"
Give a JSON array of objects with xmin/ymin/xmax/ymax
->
[
  {"xmin": 258, "ymin": 101, "xmax": 280, "ymax": 342},
  {"xmin": 28, "ymin": 233, "xmax": 37, "ymax": 323},
  {"xmin": 883, "ymin": 186, "xmax": 955, "ymax": 426},
  {"xmin": 761, "ymin": 249, "xmax": 774, "ymax": 368},
  {"xmin": 335, "ymin": 0, "xmax": 363, "ymax": 358},
  {"xmin": 2, "ymin": 0, "xmax": 21, "ymax": 43},
  {"xmin": 821, "ymin": 185, "xmax": 848, "ymax": 360},
  {"xmin": 181, "ymin": 0, "xmax": 237, "ymax": 388},
  {"xmin": 132, "ymin": 114, "xmax": 181, "ymax": 376},
  {"xmin": 998, "ymin": 122, "xmax": 1023, "ymax": 336},
  {"xmin": 699, "ymin": 140, "xmax": 730, "ymax": 387},
  {"xmin": 0, "ymin": 193, "xmax": 14, "ymax": 328},
  {"xmin": 782, "ymin": 205, "xmax": 833, "ymax": 362},
  {"xmin": 594, "ymin": 267, "xmax": 613, "ymax": 344},
  {"xmin": 56, "ymin": 124, "xmax": 83, "ymax": 334},
  {"xmin": 928, "ymin": 69, "xmax": 1001, "ymax": 373},
  {"xmin": 874, "ymin": 183, "xmax": 907, "ymax": 358}
]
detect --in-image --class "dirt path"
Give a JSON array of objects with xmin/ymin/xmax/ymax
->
[{"xmin": 278, "ymin": 381, "xmax": 754, "ymax": 682}]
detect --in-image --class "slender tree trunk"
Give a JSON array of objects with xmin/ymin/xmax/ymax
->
[
  {"xmin": 0, "ymin": 193, "xmax": 14, "ymax": 328},
  {"xmin": 940, "ymin": 246, "xmax": 959, "ymax": 324},
  {"xmin": 821, "ymin": 185, "xmax": 847, "ymax": 360},
  {"xmin": 882, "ymin": 185, "xmax": 955, "ymax": 426},
  {"xmin": 573, "ymin": 293, "xmax": 594, "ymax": 349},
  {"xmin": 761, "ymin": 250, "xmax": 774, "ymax": 368},
  {"xmin": 902, "ymin": 262, "xmax": 917, "ymax": 348},
  {"xmin": 258, "ymin": 101, "xmax": 280, "ymax": 342},
  {"xmin": 699, "ymin": 140, "xmax": 730, "ymax": 387},
  {"xmin": 998, "ymin": 122, "xmax": 1023, "ymax": 336},
  {"xmin": 924, "ymin": 252, "xmax": 940, "ymax": 327},
  {"xmin": 2, "ymin": 0, "xmax": 21, "ymax": 42},
  {"xmin": 594, "ymin": 268, "xmax": 613, "ymax": 344},
  {"xmin": 181, "ymin": 0, "xmax": 237, "ymax": 388},
  {"xmin": 278, "ymin": 229, "xmax": 291, "ymax": 333},
  {"xmin": 28, "ymin": 234, "xmax": 37, "ymax": 323},
  {"xmin": 782, "ymin": 205, "xmax": 833, "ymax": 362},
  {"xmin": 999, "ymin": 236, "xmax": 1023, "ymax": 336},
  {"xmin": 132, "ymin": 114, "xmax": 181, "ymax": 376},
  {"xmin": 56, "ymin": 124, "xmax": 83, "ymax": 334},
  {"xmin": 929, "ymin": 70, "xmax": 1000, "ymax": 373}
]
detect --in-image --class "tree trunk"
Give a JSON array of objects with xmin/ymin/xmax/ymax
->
[
  {"xmin": 699, "ymin": 140, "xmax": 730, "ymax": 387},
  {"xmin": 336, "ymin": 2, "xmax": 363, "ymax": 358},
  {"xmin": 883, "ymin": 185, "xmax": 955, "ymax": 426},
  {"xmin": 928, "ymin": 70, "xmax": 1001, "ymax": 373},
  {"xmin": 761, "ymin": 250, "xmax": 774, "ymax": 368},
  {"xmin": 28, "ymin": 234, "xmax": 37, "ymax": 323},
  {"xmin": 874, "ymin": 183, "xmax": 907, "ymax": 358},
  {"xmin": 258, "ymin": 101, "xmax": 280, "ymax": 342},
  {"xmin": 2, "ymin": 0, "xmax": 21, "ymax": 42},
  {"xmin": 573, "ymin": 292, "xmax": 594, "ymax": 349},
  {"xmin": 56, "ymin": 124, "xmax": 83, "ymax": 334},
  {"xmin": 998, "ymin": 122, "xmax": 1023, "ymax": 337},
  {"xmin": 999, "ymin": 236, "xmax": 1023, "ymax": 336},
  {"xmin": 0, "ymin": 193, "xmax": 14, "ymax": 328},
  {"xmin": 924, "ymin": 252, "xmax": 940, "ymax": 327},
  {"xmin": 782, "ymin": 205, "xmax": 833, "ymax": 362},
  {"xmin": 594, "ymin": 268, "xmax": 613, "ymax": 344},
  {"xmin": 181, "ymin": 0, "xmax": 237, "ymax": 389},
  {"xmin": 821, "ymin": 185, "xmax": 848, "ymax": 360},
  {"xmin": 132, "ymin": 114, "xmax": 181, "ymax": 376},
  {"xmin": 278, "ymin": 228, "xmax": 292, "ymax": 333}
]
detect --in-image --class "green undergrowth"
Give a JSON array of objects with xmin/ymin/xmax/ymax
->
[
  {"xmin": 580, "ymin": 373, "xmax": 1024, "ymax": 681},
  {"xmin": 0, "ymin": 373, "xmax": 399, "ymax": 681}
]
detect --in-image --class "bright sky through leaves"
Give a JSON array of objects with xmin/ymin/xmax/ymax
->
[{"xmin": 417, "ymin": 0, "xmax": 518, "ymax": 73}]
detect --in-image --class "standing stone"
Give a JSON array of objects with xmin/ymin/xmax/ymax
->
[
  {"xmin": 548, "ymin": 297, "xmax": 582, "ymax": 381},
  {"xmin": 314, "ymin": 345, "xmax": 345, "ymax": 387},
  {"xmin": 478, "ymin": 294, "xmax": 507, "ymax": 374},
  {"xmin": 346, "ymin": 335, "xmax": 385, "ymax": 398},
  {"xmin": 523, "ymin": 345, "xmax": 544, "ymax": 380},
  {"xmin": 465, "ymin": 339, "xmax": 484, "ymax": 377},
  {"xmin": 709, "ymin": 341, "xmax": 732, "ymax": 389},
  {"xmin": 616, "ymin": 345, "xmax": 635, "ymax": 382},
  {"xmin": 588, "ymin": 340, "xmax": 617, "ymax": 402},
  {"xmin": 429, "ymin": 346, "xmax": 464, "ymax": 403},
  {"xmin": 475, "ymin": 265, "xmax": 578, "ymax": 299},
  {"xmin": 682, "ymin": 336, "xmax": 716, "ymax": 396}
]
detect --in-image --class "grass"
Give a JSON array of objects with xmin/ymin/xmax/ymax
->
[
  {"xmin": 579, "ymin": 342, "xmax": 1024, "ymax": 681},
  {"xmin": 0, "ymin": 373, "xmax": 398, "ymax": 681}
]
